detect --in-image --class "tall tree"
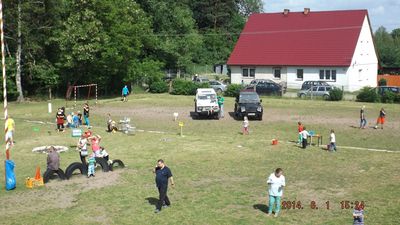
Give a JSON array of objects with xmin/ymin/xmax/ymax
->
[
  {"xmin": 236, "ymin": 0, "xmax": 264, "ymax": 17},
  {"xmin": 137, "ymin": 0, "xmax": 201, "ymax": 77},
  {"xmin": 15, "ymin": 0, "xmax": 23, "ymax": 102},
  {"xmin": 374, "ymin": 26, "xmax": 397, "ymax": 67}
]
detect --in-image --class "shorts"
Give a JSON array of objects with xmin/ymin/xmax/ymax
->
[
  {"xmin": 5, "ymin": 131, "xmax": 13, "ymax": 140},
  {"xmin": 377, "ymin": 117, "xmax": 385, "ymax": 124},
  {"xmin": 93, "ymin": 150, "xmax": 102, "ymax": 157},
  {"xmin": 123, "ymin": 94, "xmax": 127, "ymax": 97}
]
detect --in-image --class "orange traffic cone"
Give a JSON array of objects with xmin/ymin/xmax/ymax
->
[{"xmin": 35, "ymin": 166, "xmax": 42, "ymax": 180}]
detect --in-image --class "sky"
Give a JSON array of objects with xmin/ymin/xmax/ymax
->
[{"xmin": 263, "ymin": 0, "xmax": 400, "ymax": 32}]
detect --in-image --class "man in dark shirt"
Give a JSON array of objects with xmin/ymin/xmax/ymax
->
[{"xmin": 153, "ymin": 159, "xmax": 174, "ymax": 213}]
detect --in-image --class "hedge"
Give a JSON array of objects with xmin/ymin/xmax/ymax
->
[{"xmin": 171, "ymin": 79, "xmax": 209, "ymax": 95}]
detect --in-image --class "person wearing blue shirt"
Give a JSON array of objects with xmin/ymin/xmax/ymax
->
[
  {"xmin": 122, "ymin": 85, "xmax": 129, "ymax": 102},
  {"xmin": 153, "ymin": 159, "xmax": 174, "ymax": 213}
]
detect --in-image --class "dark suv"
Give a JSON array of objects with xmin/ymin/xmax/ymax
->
[
  {"xmin": 244, "ymin": 80, "xmax": 283, "ymax": 96},
  {"xmin": 234, "ymin": 91, "xmax": 263, "ymax": 120}
]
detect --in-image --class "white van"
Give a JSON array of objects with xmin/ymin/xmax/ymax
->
[{"xmin": 195, "ymin": 88, "xmax": 220, "ymax": 119}]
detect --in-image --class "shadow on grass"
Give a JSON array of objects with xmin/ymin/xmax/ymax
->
[
  {"xmin": 146, "ymin": 197, "xmax": 158, "ymax": 206},
  {"xmin": 190, "ymin": 111, "xmax": 219, "ymax": 120},
  {"xmin": 253, "ymin": 204, "xmax": 269, "ymax": 214},
  {"xmin": 228, "ymin": 112, "xmax": 241, "ymax": 121}
]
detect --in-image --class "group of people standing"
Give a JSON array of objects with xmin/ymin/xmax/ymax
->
[
  {"xmin": 56, "ymin": 103, "xmax": 90, "ymax": 132},
  {"xmin": 77, "ymin": 132, "xmax": 109, "ymax": 178}
]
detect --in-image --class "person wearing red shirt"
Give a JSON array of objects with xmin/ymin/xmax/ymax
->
[{"xmin": 297, "ymin": 122, "xmax": 304, "ymax": 144}]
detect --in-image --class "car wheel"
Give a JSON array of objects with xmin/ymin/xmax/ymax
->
[
  {"xmin": 299, "ymin": 93, "xmax": 306, "ymax": 99},
  {"xmin": 258, "ymin": 115, "xmax": 263, "ymax": 121},
  {"xmin": 216, "ymin": 88, "xmax": 223, "ymax": 94},
  {"xmin": 323, "ymin": 94, "xmax": 330, "ymax": 100}
]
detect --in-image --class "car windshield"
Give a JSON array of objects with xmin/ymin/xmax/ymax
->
[
  {"xmin": 198, "ymin": 94, "xmax": 216, "ymax": 100},
  {"xmin": 239, "ymin": 93, "xmax": 259, "ymax": 103}
]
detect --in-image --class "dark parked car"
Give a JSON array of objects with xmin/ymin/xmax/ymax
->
[
  {"xmin": 301, "ymin": 81, "xmax": 331, "ymax": 90},
  {"xmin": 374, "ymin": 86, "xmax": 400, "ymax": 95},
  {"xmin": 244, "ymin": 80, "xmax": 283, "ymax": 96},
  {"xmin": 234, "ymin": 91, "xmax": 263, "ymax": 120}
]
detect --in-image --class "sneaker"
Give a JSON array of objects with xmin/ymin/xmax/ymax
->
[
  {"xmin": 274, "ymin": 213, "xmax": 279, "ymax": 218},
  {"xmin": 162, "ymin": 205, "xmax": 170, "ymax": 209},
  {"xmin": 154, "ymin": 209, "xmax": 161, "ymax": 214},
  {"xmin": 267, "ymin": 213, "xmax": 272, "ymax": 217}
]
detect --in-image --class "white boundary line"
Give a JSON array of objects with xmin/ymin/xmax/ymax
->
[{"xmin": 338, "ymin": 146, "xmax": 399, "ymax": 153}]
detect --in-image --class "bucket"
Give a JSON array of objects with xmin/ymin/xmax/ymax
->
[{"xmin": 272, "ymin": 139, "xmax": 278, "ymax": 145}]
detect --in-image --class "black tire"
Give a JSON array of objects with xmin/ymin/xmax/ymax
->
[
  {"xmin": 43, "ymin": 168, "xmax": 66, "ymax": 183},
  {"xmin": 216, "ymin": 88, "xmax": 223, "ymax": 94},
  {"xmin": 299, "ymin": 93, "xmax": 306, "ymax": 99},
  {"xmin": 258, "ymin": 115, "xmax": 263, "ymax": 121},
  {"xmin": 323, "ymin": 94, "xmax": 330, "ymax": 100},
  {"xmin": 65, "ymin": 162, "xmax": 85, "ymax": 179},
  {"xmin": 95, "ymin": 157, "xmax": 110, "ymax": 172},
  {"xmin": 109, "ymin": 159, "xmax": 125, "ymax": 171}
]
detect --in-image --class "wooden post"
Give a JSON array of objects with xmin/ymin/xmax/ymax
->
[{"xmin": 1, "ymin": 0, "xmax": 10, "ymax": 159}]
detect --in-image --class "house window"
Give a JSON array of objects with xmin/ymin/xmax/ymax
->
[
  {"xmin": 319, "ymin": 69, "xmax": 337, "ymax": 81},
  {"xmin": 250, "ymin": 68, "xmax": 255, "ymax": 77},
  {"xmin": 242, "ymin": 68, "xmax": 248, "ymax": 77},
  {"xmin": 242, "ymin": 68, "xmax": 255, "ymax": 78},
  {"xmin": 325, "ymin": 70, "xmax": 331, "ymax": 80},
  {"xmin": 319, "ymin": 70, "xmax": 324, "ymax": 80},
  {"xmin": 274, "ymin": 68, "xmax": 281, "ymax": 79},
  {"xmin": 297, "ymin": 69, "xmax": 303, "ymax": 80},
  {"xmin": 332, "ymin": 70, "xmax": 336, "ymax": 81}
]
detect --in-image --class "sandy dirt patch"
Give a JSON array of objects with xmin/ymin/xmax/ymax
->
[{"xmin": 0, "ymin": 169, "xmax": 127, "ymax": 216}]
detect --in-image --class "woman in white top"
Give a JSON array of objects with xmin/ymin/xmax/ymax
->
[{"xmin": 267, "ymin": 168, "xmax": 285, "ymax": 217}]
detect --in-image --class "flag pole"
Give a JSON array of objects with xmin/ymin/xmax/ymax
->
[{"xmin": 0, "ymin": 0, "xmax": 9, "ymax": 159}]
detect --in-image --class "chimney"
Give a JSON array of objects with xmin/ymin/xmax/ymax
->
[
  {"xmin": 283, "ymin": 9, "xmax": 290, "ymax": 15},
  {"xmin": 304, "ymin": 8, "xmax": 310, "ymax": 15}
]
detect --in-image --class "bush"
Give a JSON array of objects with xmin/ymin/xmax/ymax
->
[
  {"xmin": 149, "ymin": 81, "xmax": 169, "ymax": 93},
  {"xmin": 381, "ymin": 90, "xmax": 397, "ymax": 103},
  {"xmin": 171, "ymin": 79, "xmax": 210, "ymax": 95},
  {"xmin": 224, "ymin": 84, "xmax": 244, "ymax": 97},
  {"xmin": 356, "ymin": 87, "xmax": 380, "ymax": 102},
  {"xmin": 328, "ymin": 88, "xmax": 343, "ymax": 101},
  {"xmin": 378, "ymin": 78, "xmax": 387, "ymax": 86},
  {"xmin": 395, "ymin": 94, "xmax": 400, "ymax": 103}
]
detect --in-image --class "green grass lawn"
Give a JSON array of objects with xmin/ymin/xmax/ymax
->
[{"xmin": 0, "ymin": 94, "xmax": 399, "ymax": 225}]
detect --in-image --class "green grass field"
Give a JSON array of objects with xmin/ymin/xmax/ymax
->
[{"xmin": 0, "ymin": 94, "xmax": 399, "ymax": 225}]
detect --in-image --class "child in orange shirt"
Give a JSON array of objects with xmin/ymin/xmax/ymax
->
[{"xmin": 297, "ymin": 122, "xmax": 304, "ymax": 144}]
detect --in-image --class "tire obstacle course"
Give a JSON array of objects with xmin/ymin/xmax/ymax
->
[{"xmin": 44, "ymin": 157, "xmax": 125, "ymax": 183}]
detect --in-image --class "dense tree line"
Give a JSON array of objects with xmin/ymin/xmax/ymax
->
[
  {"xmin": 374, "ymin": 26, "xmax": 400, "ymax": 72},
  {"xmin": 2, "ymin": 0, "xmax": 263, "ymax": 100}
]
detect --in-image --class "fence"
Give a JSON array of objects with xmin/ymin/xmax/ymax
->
[{"xmin": 377, "ymin": 75, "xmax": 400, "ymax": 86}]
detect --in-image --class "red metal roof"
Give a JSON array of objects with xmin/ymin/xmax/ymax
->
[{"xmin": 227, "ymin": 10, "xmax": 369, "ymax": 67}]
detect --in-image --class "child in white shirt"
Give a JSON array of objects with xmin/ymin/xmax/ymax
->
[
  {"xmin": 242, "ymin": 116, "xmax": 249, "ymax": 135},
  {"xmin": 329, "ymin": 129, "xmax": 337, "ymax": 152},
  {"xmin": 267, "ymin": 168, "xmax": 285, "ymax": 217},
  {"xmin": 299, "ymin": 127, "xmax": 310, "ymax": 149}
]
